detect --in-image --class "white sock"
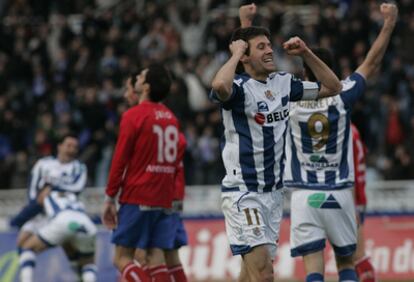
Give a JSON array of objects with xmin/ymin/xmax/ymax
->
[
  {"xmin": 81, "ymin": 264, "xmax": 97, "ymax": 282},
  {"xmin": 19, "ymin": 249, "xmax": 36, "ymax": 282}
]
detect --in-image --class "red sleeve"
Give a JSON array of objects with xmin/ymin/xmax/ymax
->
[
  {"xmin": 173, "ymin": 133, "xmax": 187, "ymax": 200},
  {"xmin": 106, "ymin": 112, "xmax": 138, "ymax": 197},
  {"xmin": 352, "ymin": 125, "xmax": 367, "ymax": 205}
]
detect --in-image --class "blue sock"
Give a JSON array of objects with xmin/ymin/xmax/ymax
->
[
  {"xmin": 339, "ymin": 268, "xmax": 358, "ymax": 281},
  {"xmin": 307, "ymin": 272, "xmax": 324, "ymax": 282}
]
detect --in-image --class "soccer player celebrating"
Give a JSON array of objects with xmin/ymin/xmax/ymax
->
[
  {"xmin": 11, "ymin": 134, "xmax": 93, "ymax": 281},
  {"xmin": 283, "ymin": 4, "xmax": 398, "ymax": 282},
  {"xmin": 102, "ymin": 64, "xmax": 180, "ymax": 282},
  {"xmin": 210, "ymin": 15, "xmax": 342, "ymax": 282},
  {"xmin": 19, "ymin": 188, "xmax": 97, "ymax": 282}
]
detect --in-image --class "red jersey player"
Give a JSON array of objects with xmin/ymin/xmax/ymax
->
[
  {"xmin": 102, "ymin": 64, "xmax": 179, "ymax": 282},
  {"xmin": 163, "ymin": 132, "xmax": 189, "ymax": 282},
  {"xmin": 352, "ymin": 124, "xmax": 376, "ymax": 282},
  {"xmin": 134, "ymin": 130, "xmax": 189, "ymax": 282}
]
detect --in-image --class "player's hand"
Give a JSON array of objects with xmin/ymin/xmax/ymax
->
[
  {"xmin": 282, "ymin": 36, "xmax": 309, "ymax": 56},
  {"xmin": 229, "ymin": 39, "xmax": 248, "ymax": 58},
  {"xmin": 36, "ymin": 186, "xmax": 51, "ymax": 204},
  {"xmin": 102, "ymin": 201, "xmax": 117, "ymax": 230},
  {"xmin": 380, "ymin": 3, "xmax": 398, "ymax": 25},
  {"xmin": 172, "ymin": 200, "xmax": 184, "ymax": 212},
  {"xmin": 239, "ymin": 3, "xmax": 257, "ymax": 28}
]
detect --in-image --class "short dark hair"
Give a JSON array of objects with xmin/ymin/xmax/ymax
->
[
  {"xmin": 145, "ymin": 63, "xmax": 172, "ymax": 102},
  {"xmin": 304, "ymin": 48, "xmax": 334, "ymax": 82},
  {"xmin": 57, "ymin": 133, "xmax": 78, "ymax": 145},
  {"xmin": 230, "ymin": 26, "xmax": 271, "ymax": 73}
]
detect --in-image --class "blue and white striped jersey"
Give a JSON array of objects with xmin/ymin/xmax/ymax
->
[
  {"xmin": 28, "ymin": 156, "xmax": 87, "ymax": 201},
  {"xmin": 43, "ymin": 191, "xmax": 86, "ymax": 218},
  {"xmin": 210, "ymin": 72, "xmax": 319, "ymax": 193},
  {"xmin": 284, "ymin": 73, "xmax": 366, "ymax": 190}
]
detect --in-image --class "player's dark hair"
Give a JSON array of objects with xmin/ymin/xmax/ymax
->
[
  {"xmin": 57, "ymin": 133, "xmax": 78, "ymax": 144},
  {"xmin": 145, "ymin": 63, "xmax": 172, "ymax": 102},
  {"xmin": 230, "ymin": 26, "xmax": 271, "ymax": 73},
  {"xmin": 304, "ymin": 48, "xmax": 334, "ymax": 82}
]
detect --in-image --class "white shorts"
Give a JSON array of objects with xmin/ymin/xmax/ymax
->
[
  {"xmin": 37, "ymin": 210, "xmax": 97, "ymax": 255},
  {"xmin": 221, "ymin": 189, "xmax": 284, "ymax": 258},
  {"xmin": 290, "ymin": 189, "xmax": 357, "ymax": 257},
  {"xmin": 21, "ymin": 215, "xmax": 48, "ymax": 234}
]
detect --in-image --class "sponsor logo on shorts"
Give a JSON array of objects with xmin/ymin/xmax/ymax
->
[
  {"xmin": 308, "ymin": 193, "xmax": 341, "ymax": 209},
  {"xmin": 68, "ymin": 222, "xmax": 87, "ymax": 233}
]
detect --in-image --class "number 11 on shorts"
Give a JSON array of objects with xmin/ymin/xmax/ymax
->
[{"xmin": 243, "ymin": 208, "xmax": 260, "ymax": 225}]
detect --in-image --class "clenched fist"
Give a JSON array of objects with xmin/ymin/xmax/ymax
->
[
  {"xmin": 380, "ymin": 3, "xmax": 398, "ymax": 25},
  {"xmin": 282, "ymin": 36, "xmax": 309, "ymax": 56}
]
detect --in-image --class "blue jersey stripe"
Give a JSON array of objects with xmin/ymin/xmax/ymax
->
[
  {"xmin": 325, "ymin": 171, "xmax": 336, "ymax": 184},
  {"xmin": 47, "ymin": 196, "xmax": 61, "ymax": 215},
  {"xmin": 299, "ymin": 122, "xmax": 313, "ymax": 153},
  {"xmin": 276, "ymin": 121, "xmax": 289, "ymax": 189},
  {"xmin": 231, "ymin": 103, "xmax": 258, "ymax": 192},
  {"xmin": 339, "ymin": 115, "xmax": 351, "ymax": 179},
  {"xmin": 263, "ymin": 126, "xmax": 275, "ymax": 192},
  {"xmin": 326, "ymin": 106, "xmax": 339, "ymax": 154},
  {"xmin": 69, "ymin": 166, "xmax": 83, "ymax": 184},
  {"xmin": 307, "ymin": 171, "xmax": 317, "ymax": 183},
  {"xmin": 289, "ymin": 129, "xmax": 303, "ymax": 183},
  {"xmin": 290, "ymin": 78, "xmax": 304, "ymax": 101}
]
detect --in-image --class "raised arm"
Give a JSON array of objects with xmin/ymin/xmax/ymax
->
[
  {"xmin": 211, "ymin": 39, "xmax": 248, "ymax": 101},
  {"xmin": 283, "ymin": 37, "xmax": 342, "ymax": 98},
  {"xmin": 356, "ymin": 3, "xmax": 398, "ymax": 80},
  {"xmin": 239, "ymin": 3, "xmax": 257, "ymax": 28}
]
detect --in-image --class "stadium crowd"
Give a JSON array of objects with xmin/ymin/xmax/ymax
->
[{"xmin": 0, "ymin": 0, "xmax": 413, "ymax": 189}]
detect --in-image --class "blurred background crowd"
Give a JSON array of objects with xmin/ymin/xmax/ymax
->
[{"xmin": 0, "ymin": 0, "xmax": 413, "ymax": 189}]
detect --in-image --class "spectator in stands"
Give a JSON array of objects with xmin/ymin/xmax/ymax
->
[{"xmin": 0, "ymin": 0, "xmax": 412, "ymax": 190}]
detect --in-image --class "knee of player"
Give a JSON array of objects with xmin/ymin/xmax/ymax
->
[
  {"xmin": 147, "ymin": 248, "xmax": 167, "ymax": 266},
  {"xmin": 17, "ymin": 231, "xmax": 32, "ymax": 247},
  {"xmin": 256, "ymin": 269, "xmax": 274, "ymax": 282},
  {"xmin": 335, "ymin": 254, "xmax": 354, "ymax": 270},
  {"xmin": 250, "ymin": 262, "xmax": 274, "ymax": 282},
  {"xmin": 164, "ymin": 249, "xmax": 181, "ymax": 267},
  {"xmin": 134, "ymin": 249, "xmax": 147, "ymax": 266},
  {"xmin": 112, "ymin": 255, "xmax": 129, "ymax": 271}
]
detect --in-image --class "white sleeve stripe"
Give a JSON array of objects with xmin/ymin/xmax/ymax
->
[
  {"xmin": 29, "ymin": 164, "xmax": 42, "ymax": 200},
  {"xmin": 302, "ymin": 81, "xmax": 319, "ymax": 90},
  {"xmin": 301, "ymin": 81, "xmax": 319, "ymax": 100}
]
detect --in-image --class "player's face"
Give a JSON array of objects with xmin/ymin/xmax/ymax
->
[
  {"xmin": 246, "ymin": 35, "xmax": 275, "ymax": 75},
  {"xmin": 123, "ymin": 78, "xmax": 139, "ymax": 106},
  {"xmin": 58, "ymin": 137, "xmax": 79, "ymax": 162},
  {"xmin": 134, "ymin": 69, "xmax": 149, "ymax": 95}
]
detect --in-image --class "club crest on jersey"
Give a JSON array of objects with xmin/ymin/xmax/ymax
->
[
  {"xmin": 253, "ymin": 227, "xmax": 262, "ymax": 236},
  {"xmin": 264, "ymin": 90, "xmax": 275, "ymax": 101},
  {"xmin": 257, "ymin": 101, "xmax": 269, "ymax": 112}
]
